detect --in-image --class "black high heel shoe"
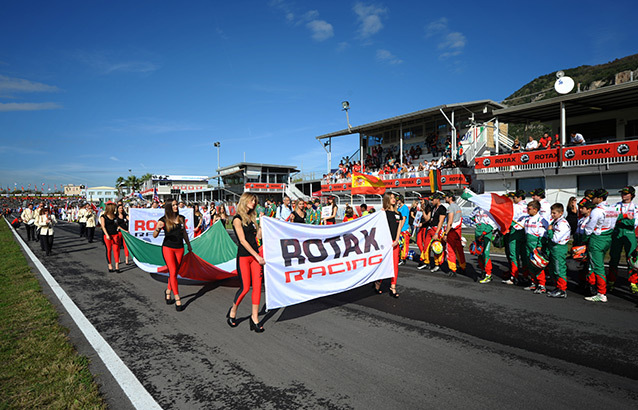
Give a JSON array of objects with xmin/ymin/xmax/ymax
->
[
  {"xmin": 226, "ymin": 307, "xmax": 238, "ymax": 328},
  {"xmin": 175, "ymin": 298, "xmax": 184, "ymax": 312},
  {"xmin": 165, "ymin": 291, "xmax": 174, "ymax": 305},
  {"xmin": 389, "ymin": 287, "xmax": 400, "ymax": 298},
  {"xmin": 373, "ymin": 281, "xmax": 382, "ymax": 294},
  {"xmin": 249, "ymin": 318, "xmax": 264, "ymax": 333}
]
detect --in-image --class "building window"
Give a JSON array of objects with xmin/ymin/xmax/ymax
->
[
  {"xmin": 577, "ymin": 173, "xmax": 627, "ymax": 195},
  {"xmin": 516, "ymin": 177, "xmax": 545, "ymax": 193}
]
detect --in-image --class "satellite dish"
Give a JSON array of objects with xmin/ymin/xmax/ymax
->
[{"xmin": 554, "ymin": 76, "xmax": 575, "ymax": 94}]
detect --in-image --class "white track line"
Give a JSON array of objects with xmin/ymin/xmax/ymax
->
[{"xmin": 5, "ymin": 218, "xmax": 162, "ymax": 410}]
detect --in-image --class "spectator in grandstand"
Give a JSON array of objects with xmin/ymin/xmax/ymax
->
[
  {"xmin": 512, "ymin": 138, "xmax": 521, "ymax": 153},
  {"xmin": 552, "ymin": 134, "xmax": 561, "ymax": 148},
  {"xmin": 539, "ymin": 133, "xmax": 552, "ymax": 149},
  {"xmin": 525, "ymin": 136, "xmax": 539, "ymax": 150},
  {"xmin": 570, "ymin": 132, "xmax": 586, "ymax": 145}
]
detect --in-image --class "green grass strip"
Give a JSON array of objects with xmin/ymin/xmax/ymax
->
[{"xmin": 0, "ymin": 220, "xmax": 106, "ymax": 409}]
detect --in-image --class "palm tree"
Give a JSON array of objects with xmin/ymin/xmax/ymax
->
[
  {"xmin": 116, "ymin": 176, "xmax": 125, "ymax": 195},
  {"xmin": 126, "ymin": 175, "xmax": 141, "ymax": 192}
]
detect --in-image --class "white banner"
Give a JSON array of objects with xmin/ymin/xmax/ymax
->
[
  {"xmin": 129, "ymin": 208, "xmax": 194, "ymax": 244},
  {"xmin": 262, "ymin": 211, "xmax": 395, "ymax": 309}
]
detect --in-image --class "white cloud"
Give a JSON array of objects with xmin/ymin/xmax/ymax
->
[
  {"xmin": 438, "ymin": 32, "xmax": 466, "ymax": 59},
  {"xmin": 270, "ymin": 2, "xmax": 334, "ymax": 42},
  {"xmin": 76, "ymin": 51, "xmax": 160, "ymax": 75},
  {"xmin": 103, "ymin": 118, "xmax": 201, "ymax": 134},
  {"xmin": 336, "ymin": 42, "xmax": 350, "ymax": 52},
  {"xmin": 0, "ymin": 102, "xmax": 62, "ymax": 112},
  {"xmin": 110, "ymin": 156, "xmax": 120, "ymax": 162},
  {"xmin": 0, "ymin": 75, "xmax": 60, "ymax": 93},
  {"xmin": 424, "ymin": 18, "xmax": 466, "ymax": 60},
  {"xmin": 376, "ymin": 49, "xmax": 403, "ymax": 65},
  {"xmin": 353, "ymin": 2, "xmax": 387, "ymax": 39},
  {"xmin": 306, "ymin": 20, "xmax": 334, "ymax": 41},
  {"xmin": 425, "ymin": 17, "xmax": 448, "ymax": 38}
]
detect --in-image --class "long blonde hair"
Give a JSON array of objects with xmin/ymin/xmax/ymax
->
[{"xmin": 237, "ymin": 193, "xmax": 257, "ymax": 226}]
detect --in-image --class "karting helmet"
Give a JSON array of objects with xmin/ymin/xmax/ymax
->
[
  {"xmin": 492, "ymin": 232, "xmax": 504, "ymax": 248},
  {"xmin": 530, "ymin": 248, "xmax": 549, "ymax": 269},
  {"xmin": 431, "ymin": 240, "xmax": 444, "ymax": 255},
  {"xmin": 408, "ymin": 250, "xmax": 417, "ymax": 261},
  {"xmin": 572, "ymin": 245, "xmax": 588, "ymax": 261},
  {"xmin": 629, "ymin": 249, "xmax": 638, "ymax": 270}
]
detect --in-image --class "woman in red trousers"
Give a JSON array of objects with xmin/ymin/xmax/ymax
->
[
  {"xmin": 153, "ymin": 199, "xmax": 192, "ymax": 311},
  {"xmin": 226, "ymin": 192, "xmax": 266, "ymax": 332},
  {"xmin": 100, "ymin": 203, "xmax": 121, "ymax": 273}
]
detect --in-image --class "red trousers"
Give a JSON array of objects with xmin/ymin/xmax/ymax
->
[
  {"xmin": 163, "ymin": 246, "xmax": 185, "ymax": 296},
  {"xmin": 113, "ymin": 232, "xmax": 129, "ymax": 259},
  {"xmin": 233, "ymin": 255, "xmax": 263, "ymax": 306},
  {"xmin": 104, "ymin": 232, "xmax": 120, "ymax": 265},
  {"xmin": 446, "ymin": 225, "xmax": 466, "ymax": 272},
  {"xmin": 391, "ymin": 244, "xmax": 399, "ymax": 285}
]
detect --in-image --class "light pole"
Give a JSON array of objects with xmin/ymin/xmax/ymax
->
[
  {"xmin": 214, "ymin": 142, "xmax": 221, "ymax": 201},
  {"xmin": 342, "ymin": 101, "xmax": 352, "ymax": 133}
]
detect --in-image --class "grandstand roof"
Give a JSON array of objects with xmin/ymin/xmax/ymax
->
[
  {"xmin": 493, "ymin": 80, "xmax": 638, "ymax": 123},
  {"xmin": 315, "ymin": 99, "xmax": 504, "ymax": 140}
]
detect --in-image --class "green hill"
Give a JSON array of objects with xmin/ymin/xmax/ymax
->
[{"xmin": 503, "ymin": 53, "xmax": 638, "ymax": 106}]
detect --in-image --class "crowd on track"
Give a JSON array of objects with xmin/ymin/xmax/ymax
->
[{"xmin": 3, "ymin": 182, "xmax": 637, "ymax": 334}]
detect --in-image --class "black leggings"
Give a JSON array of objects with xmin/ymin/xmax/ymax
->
[
  {"xmin": 87, "ymin": 227, "xmax": 95, "ymax": 242},
  {"xmin": 40, "ymin": 234, "xmax": 54, "ymax": 255}
]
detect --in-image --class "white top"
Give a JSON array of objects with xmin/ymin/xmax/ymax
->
[
  {"xmin": 550, "ymin": 217, "xmax": 571, "ymax": 245},
  {"xmin": 472, "ymin": 208, "xmax": 499, "ymax": 230},
  {"xmin": 539, "ymin": 199, "xmax": 551, "ymax": 223},
  {"xmin": 525, "ymin": 140, "xmax": 539, "ymax": 150},
  {"xmin": 512, "ymin": 200, "xmax": 528, "ymax": 230},
  {"xmin": 35, "ymin": 214, "xmax": 57, "ymax": 236},
  {"xmin": 585, "ymin": 201, "xmax": 618, "ymax": 235},
  {"xmin": 570, "ymin": 133, "xmax": 585, "ymax": 145},
  {"xmin": 276, "ymin": 204, "xmax": 293, "ymax": 221},
  {"xmin": 524, "ymin": 213, "xmax": 548, "ymax": 237},
  {"xmin": 614, "ymin": 201, "xmax": 638, "ymax": 228}
]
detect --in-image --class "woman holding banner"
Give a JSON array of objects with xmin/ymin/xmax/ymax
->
[
  {"xmin": 153, "ymin": 200, "xmax": 193, "ymax": 312},
  {"xmin": 100, "ymin": 203, "xmax": 121, "ymax": 273},
  {"xmin": 374, "ymin": 192, "xmax": 402, "ymax": 298},
  {"xmin": 227, "ymin": 192, "xmax": 266, "ymax": 332},
  {"xmin": 116, "ymin": 204, "xmax": 130, "ymax": 265},
  {"xmin": 322, "ymin": 196, "xmax": 338, "ymax": 225}
]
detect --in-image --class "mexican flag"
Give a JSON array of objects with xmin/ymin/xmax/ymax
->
[
  {"xmin": 121, "ymin": 220, "xmax": 238, "ymax": 282},
  {"xmin": 351, "ymin": 172, "xmax": 386, "ymax": 195},
  {"xmin": 461, "ymin": 189, "xmax": 513, "ymax": 234}
]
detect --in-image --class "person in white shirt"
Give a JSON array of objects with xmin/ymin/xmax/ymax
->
[
  {"xmin": 584, "ymin": 189, "xmax": 618, "ymax": 302},
  {"xmin": 525, "ymin": 136, "xmax": 539, "ymax": 150},
  {"xmin": 546, "ymin": 203, "xmax": 571, "ymax": 298},
  {"xmin": 21, "ymin": 203, "xmax": 36, "ymax": 241},
  {"xmin": 570, "ymin": 132, "xmax": 586, "ymax": 145},
  {"xmin": 503, "ymin": 190, "xmax": 527, "ymax": 285},
  {"xmin": 276, "ymin": 196, "xmax": 293, "ymax": 222},
  {"xmin": 35, "ymin": 207, "xmax": 57, "ymax": 256},
  {"xmin": 523, "ymin": 200, "xmax": 549, "ymax": 293},
  {"xmin": 530, "ymin": 188, "xmax": 551, "ymax": 223}
]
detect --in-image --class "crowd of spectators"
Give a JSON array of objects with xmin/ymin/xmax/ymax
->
[
  {"xmin": 322, "ymin": 133, "xmax": 470, "ymax": 184},
  {"xmin": 511, "ymin": 132, "xmax": 586, "ymax": 153}
]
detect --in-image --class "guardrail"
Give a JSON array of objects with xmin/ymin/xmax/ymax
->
[{"xmin": 475, "ymin": 140, "xmax": 638, "ymax": 174}]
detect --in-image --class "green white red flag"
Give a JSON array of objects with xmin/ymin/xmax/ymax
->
[{"xmin": 461, "ymin": 189, "xmax": 513, "ymax": 234}]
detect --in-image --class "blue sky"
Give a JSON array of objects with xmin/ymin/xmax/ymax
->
[{"xmin": 1, "ymin": 0, "xmax": 636, "ymax": 190}]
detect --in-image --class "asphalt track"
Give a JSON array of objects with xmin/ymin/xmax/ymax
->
[{"xmin": 11, "ymin": 218, "xmax": 638, "ymax": 409}]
